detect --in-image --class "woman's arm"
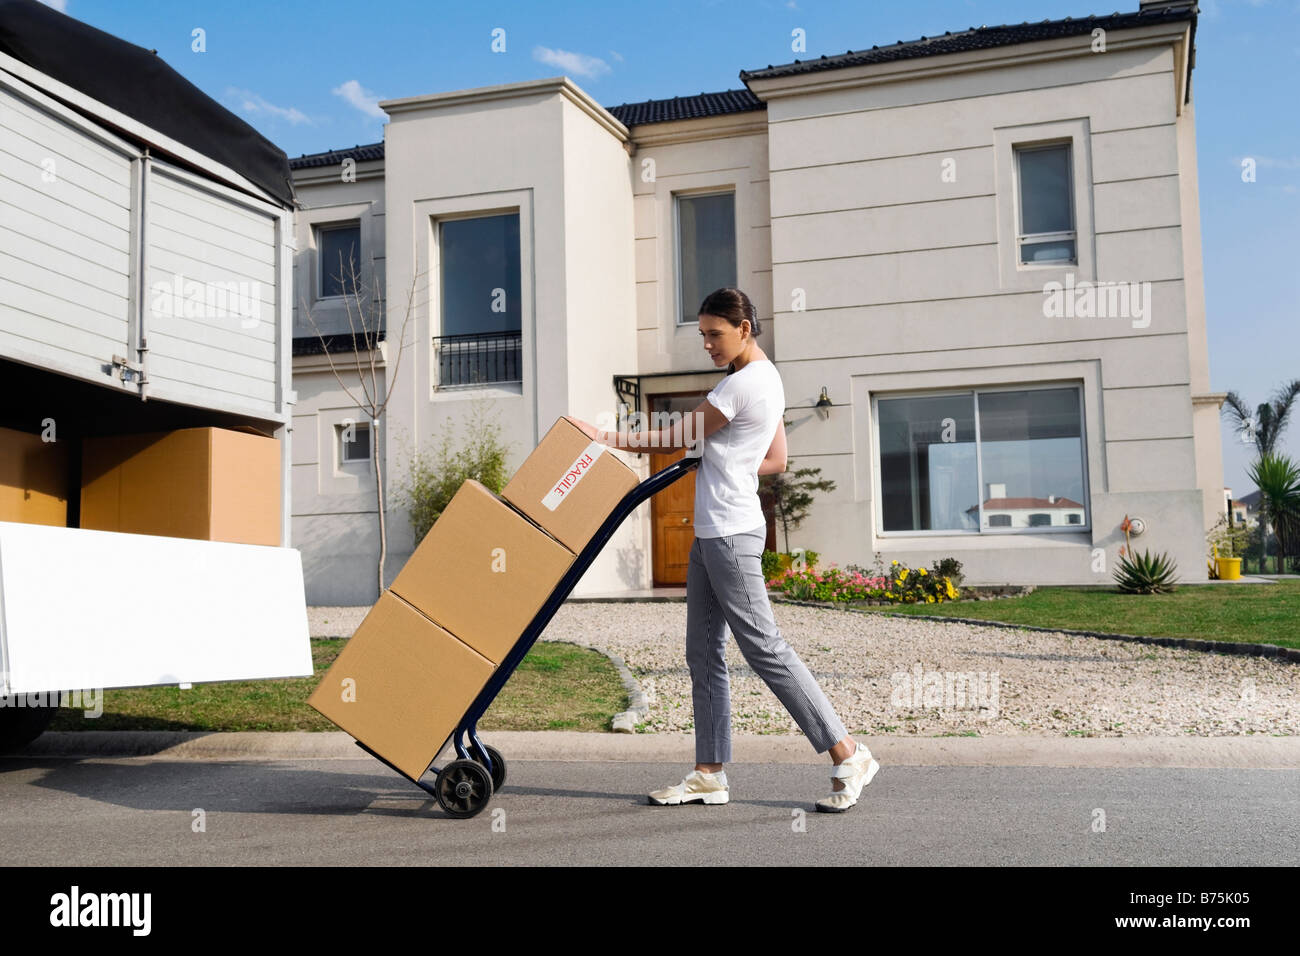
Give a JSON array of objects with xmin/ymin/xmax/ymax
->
[
  {"xmin": 757, "ymin": 418, "xmax": 788, "ymax": 476},
  {"xmin": 566, "ymin": 399, "xmax": 731, "ymax": 454}
]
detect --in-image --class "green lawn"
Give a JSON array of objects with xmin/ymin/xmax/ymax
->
[
  {"xmin": 852, "ymin": 580, "xmax": 1300, "ymax": 650},
  {"xmin": 48, "ymin": 639, "xmax": 627, "ymax": 733}
]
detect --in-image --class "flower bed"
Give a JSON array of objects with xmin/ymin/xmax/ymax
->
[{"xmin": 766, "ymin": 559, "xmax": 960, "ymax": 605}]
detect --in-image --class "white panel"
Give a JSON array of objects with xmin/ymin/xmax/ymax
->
[
  {"xmin": 0, "ymin": 84, "xmax": 133, "ymax": 388},
  {"xmin": 0, "ymin": 88, "xmax": 134, "ymax": 209},
  {"xmin": 0, "ymin": 522, "xmax": 312, "ymax": 694},
  {"xmin": 143, "ymin": 168, "xmax": 280, "ymax": 416}
]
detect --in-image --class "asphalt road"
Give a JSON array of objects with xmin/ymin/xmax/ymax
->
[{"xmin": 2, "ymin": 754, "xmax": 1295, "ymax": 866}]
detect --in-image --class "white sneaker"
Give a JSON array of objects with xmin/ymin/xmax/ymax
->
[
  {"xmin": 648, "ymin": 769, "xmax": 730, "ymax": 805},
  {"xmin": 815, "ymin": 741, "xmax": 879, "ymax": 813}
]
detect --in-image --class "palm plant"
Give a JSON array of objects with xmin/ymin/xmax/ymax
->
[
  {"xmin": 1247, "ymin": 454, "xmax": 1300, "ymax": 573},
  {"xmin": 1222, "ymin": 380, "xmax": 1300, "ymax": 458}
]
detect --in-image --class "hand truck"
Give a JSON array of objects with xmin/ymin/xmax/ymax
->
[{"xmin": 353, "ymin": 454, "xmax": 701, "ymax": 818}]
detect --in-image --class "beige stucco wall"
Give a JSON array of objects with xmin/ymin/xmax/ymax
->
[
  {"xmin": 289, "ymin": 160, "xmax": 388, "ymax": 604},
  {"xmin": 379, "ymin": 77, "xmax": 641, "ymax": 596},
  {"xmin": 749, "ymin": 23, "xmax": 1214, "ymax": 583}
]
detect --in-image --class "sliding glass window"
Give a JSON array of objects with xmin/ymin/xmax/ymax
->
[{"xmin": 875, "ymin": 385, "xmax": 1088, "ymax": 534}]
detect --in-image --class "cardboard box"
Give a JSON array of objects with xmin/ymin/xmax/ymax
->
[
  {"xmin": 390, "ymin": 478, "xmax": 574, "ymax": 665},
  {"xmin": 81, "ymin": 426, "xmax": 280, "ymax": 545},
  {"xmin": 0, "ymin": 426, "xmax": 70, "ymax": 526},
  {"xmin": 501, "ymin": 416, "xmax": 639, "ymax": 554},
  {"xmin": 307, "ymin": 591, "xmax": 494, "ymax": 780}
]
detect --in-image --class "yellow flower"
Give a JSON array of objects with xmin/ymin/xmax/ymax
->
[
  {"xmin": 926, "ymin": 594, "xmax": 936, "ymax": 603},
  {"xmin": 919, "ymin": 568, "xmax": 927, "ymax": 576},
  {"xmin": 945, "ymin": 581, "xmax": 957, "ymax": 599},
  {"xmin": 899, "ymin": 569, "xmax": 909, "ymax": 582}
]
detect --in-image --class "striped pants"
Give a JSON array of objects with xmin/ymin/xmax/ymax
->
[{"xmin": 686, "ymin": 523, "xmax": 848, "ymax": 764}]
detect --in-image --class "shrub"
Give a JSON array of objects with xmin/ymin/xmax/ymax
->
[
  {"xmin": 886, "ymin": 560, "xmax": 959, "ymax": 604},
  {"xmin": 931, "ymin": 557, "xmax": 964, "ymax": 587},
  {"xmin": 394, "ymin": 399, "xmax": 512, "ymax": 545},
  {"xmin": 1113, "ymin": 549, "xmax": 1179, "ymax": 594}
]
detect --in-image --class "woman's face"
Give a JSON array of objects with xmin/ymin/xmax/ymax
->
[{"xmin": 698, "ymin": 313, "xmax": 748, "ymax": 366}]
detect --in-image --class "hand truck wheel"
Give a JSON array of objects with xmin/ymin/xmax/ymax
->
[
  {"xmin": 473, "ymin": 744, "xmax": 507, "ymax": 792},
  {"xmin": 435, "ymin": 759, "xmax": 493, "ymax": 819}
]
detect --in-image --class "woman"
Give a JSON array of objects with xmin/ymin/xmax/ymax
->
[{"xmin": 565, "ymin": 287, "xmax": 879, "ymax": 812}]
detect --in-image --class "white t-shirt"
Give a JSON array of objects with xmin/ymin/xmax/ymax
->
[{"xmin": 693, "ymin": 358, "xmax": 784, "ymax": 538}]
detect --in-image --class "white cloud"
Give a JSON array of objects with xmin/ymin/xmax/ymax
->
[
  {"xmin": 226, "ymin": 88, "xmax": 311, "ymax": 125},
  {"xmin": 37, "ymin": 0, "xmax": 68, "ymax": 11},
  {"xmin": 332, "ymin": 79, "xmax": 386, "ymax": 120},
  {"xmin": 609, "ymin": 50, "xmax": 624, "ymax": 63},
  {"xmin": 532, "ymin": 46, "xmax": 611, "ymax": 79}
]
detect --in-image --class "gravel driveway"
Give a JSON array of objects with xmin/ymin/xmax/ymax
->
[{"xmin": 309, "ymin": 601, "xmax": 1299, "ymax": 737}]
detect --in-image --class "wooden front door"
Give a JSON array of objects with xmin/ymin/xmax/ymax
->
[{"xmin": 649, "ymin": 392, "xmax": 704, "ymax": 585}]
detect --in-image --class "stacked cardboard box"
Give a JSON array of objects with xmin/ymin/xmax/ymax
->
[
  {"xmin": 0, "ymin": 425, "xmax": 71, "ymax": 526},
  {"xmin": 309, "ymin": 417, "xmax": 639, "ymax": 779},
  {"xmin": 80, "ymin": 426, "xmax": 281, "ymax": 546}
]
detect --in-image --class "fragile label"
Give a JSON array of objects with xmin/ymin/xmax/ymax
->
[{"xmin": 542, "ymin": 441, "xmax": 605, "ymax": 511}]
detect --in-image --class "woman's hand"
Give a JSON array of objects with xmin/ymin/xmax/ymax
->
[{"xmin": 565, "ymin": 416, "xmax": 599, "ymax": 442}]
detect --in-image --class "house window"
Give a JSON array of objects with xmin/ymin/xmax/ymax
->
[
  {"xmin": 875, "ymin": 385, "xmax": 1088, "ymax": 534},
  {"xmin": 338, "ymin": 421, "xmax": 370, "ymax": 463},
  {"xmin": 435, "ymin": 213, "xmax": 522, "ymax": 387},
  {"xmin": 318, "ymin": 222, "xmax": 361, "ymax": 298},
  {"xmin": 1015, "ymin": 144, "xmax": 1075, "ymax": 265},
  {"xmin": 677, "ymin": 192, "xmax": 736, "ymax": 324}
]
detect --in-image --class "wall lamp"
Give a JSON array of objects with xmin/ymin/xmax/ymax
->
[{"xmin": 815, "ymin": 386, "xmax": 832, "ymax": 420}]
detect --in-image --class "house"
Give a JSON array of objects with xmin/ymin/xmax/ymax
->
[{"xmin": 288, "ymin": 0, "xmax": 1221, "ymax": 602}]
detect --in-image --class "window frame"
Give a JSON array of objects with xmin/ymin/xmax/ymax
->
[
  {"xmin": 674, "ymin": 189, "xmax": 738, "ymax": 326},
  {"xmin": 432, "ymin": 210, "xmax": 524, "ymax": 390},
  {"xmin": 315, "ymin": 220, "xmax": 362, "ymax": 301},
  {"xmin": 337, "ymin": 420, "xmax": 371, "ymax": 465},
  {"xmin": 1014, "ymin": 141, "xmax": 1077, "ymax": 267},
  {"xmin": 993, "ymin": 118, "xmax": 1095, "ymax": 291},
  {"xmin": 871, "ymin": 381, "xmax": 1092, "ymax": 538}
]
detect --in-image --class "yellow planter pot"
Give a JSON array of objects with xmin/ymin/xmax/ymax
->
[{"xmin": 1214, "ymin": 556, "xmax": 1242, "ymax": 580}]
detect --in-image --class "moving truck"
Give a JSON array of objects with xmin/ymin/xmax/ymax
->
[{"xmin": 0, "ymin": 0, "xmax": 311, "ymax": 748}]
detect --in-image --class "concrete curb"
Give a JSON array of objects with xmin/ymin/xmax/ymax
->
[
  {"xmin": 770, "ymin": 596, "xmax": 1300, "ymax": 663},
  {"xmin": 11, "ymin": 731, "xmax": 1299, "ymax": 768},
  {"xmin": 546, "ymin": 639, "xmax": 648, "ymax": 732}
]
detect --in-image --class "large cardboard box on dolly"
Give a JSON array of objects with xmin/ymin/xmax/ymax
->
[
  {"xmin": 307, "ymin": 591, "xmax": 494, "ymax": 780},
  {"xmin": 501, "ymin": 416, "xmax": 639, "ymax": 555},
  {"xmin": 80, "ymin": 426, "xmax": 280, "ymax": 545},
  {"xmin": 0, "ymin": 426, "xmax": 70, "ymax": 526},
  {"xmin": 390, "ymin": 478, "xmax": 575, "ymax": 665}
]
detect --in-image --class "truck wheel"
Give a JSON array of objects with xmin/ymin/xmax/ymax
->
[{"xmin": 0, "ymin": 703, "xmax": 58, "ymax": 753}]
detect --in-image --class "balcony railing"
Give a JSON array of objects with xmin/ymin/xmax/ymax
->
[{"xmin": 432, "ymin": 330, "xmax": 522, "ymax": 388}]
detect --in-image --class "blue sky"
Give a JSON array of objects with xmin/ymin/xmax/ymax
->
[{"xmin": 38, "ymin": 0, "xmax": 1300, "ymax": 496}]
